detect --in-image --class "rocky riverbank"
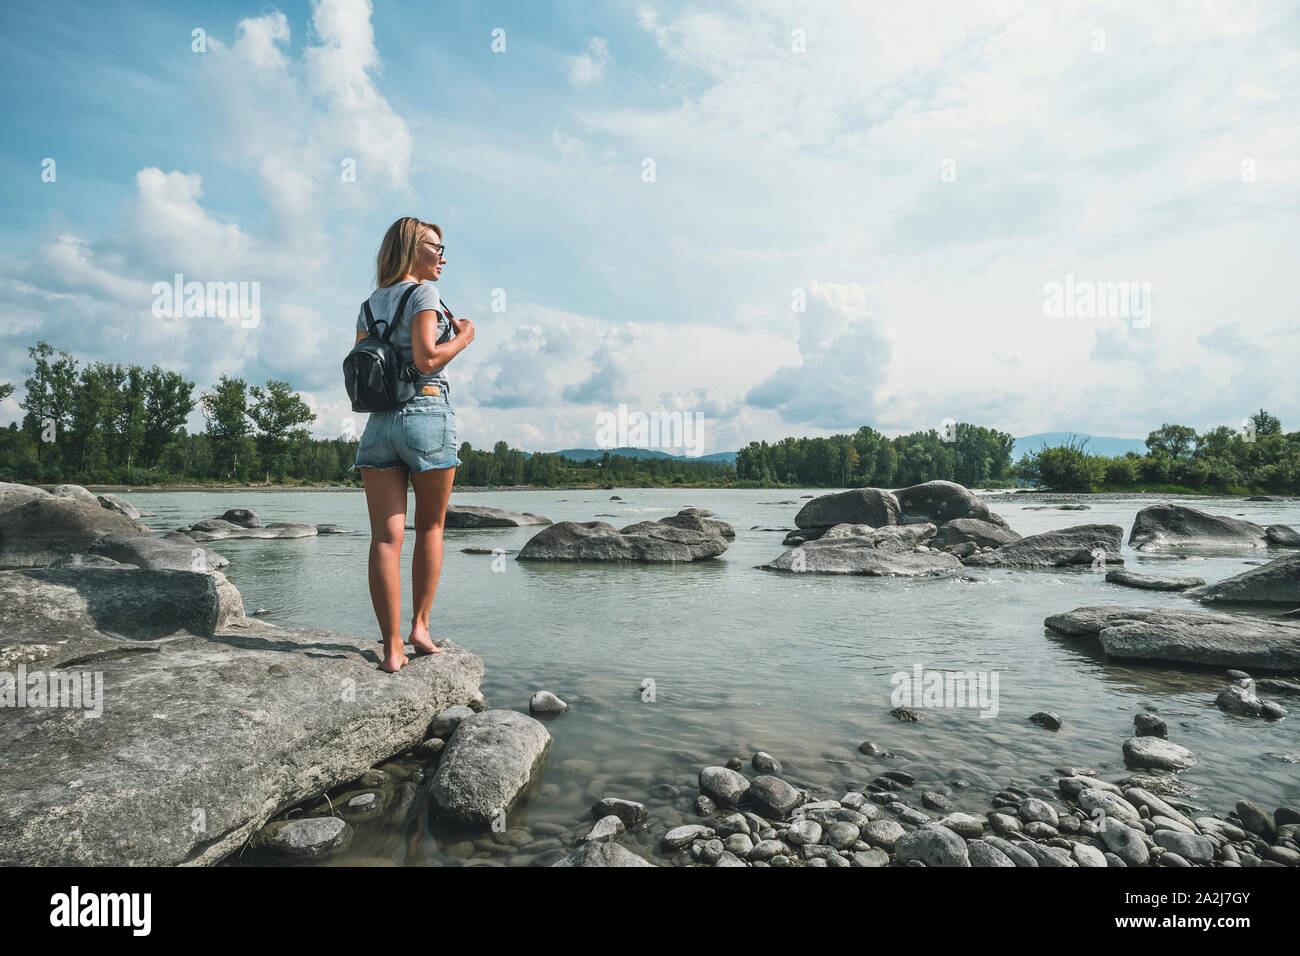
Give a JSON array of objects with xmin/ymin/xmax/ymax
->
[
  {"xmin": 239, "ymin": 692, "xmax": 1299, "ymax": 868},
  {"xmin": 0, "ymin": 481, "xmax": 488, "ymax": 866}
]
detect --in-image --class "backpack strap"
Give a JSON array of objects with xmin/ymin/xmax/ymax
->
[
  {"xmin": 361, "ymin": 283, "xmax": 421, "ymax": 341},
  {"xmin": 436, "ymin": 300, "xmax": 455, "ymax": 345},
  {"xmin": 386, "ymin": 284, "xmax": 420, "ymax": 341},
  {"xmin": 361, "ymin": 300, "xmax": 382, "ymax": 337}
]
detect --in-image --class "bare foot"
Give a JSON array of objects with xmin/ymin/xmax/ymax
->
[
  {"xmin": 409, "ymin": 623, "xmax": 442, "ymax": 655},
  {"xmin": 380, "ymin": 650, "xmax": 410, "ymax": 672}
]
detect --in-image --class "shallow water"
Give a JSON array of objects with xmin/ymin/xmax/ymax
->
[{"xmin": 127, "ymin": 488, "xmax": 1300, "ymax": 865}]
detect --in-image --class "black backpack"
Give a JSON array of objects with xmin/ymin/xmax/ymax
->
[{"xmin": 345, "ymin": 284, "xmax": 455, "ymax": 413}]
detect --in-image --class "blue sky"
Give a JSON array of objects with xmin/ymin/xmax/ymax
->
[{"xmin": 2, "ymin": 0, "xmax": 1298, "ymax": 455}]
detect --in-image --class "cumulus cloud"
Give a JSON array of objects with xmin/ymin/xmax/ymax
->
[{"xmin": 746, "ymin": 280, "xmax": 898, "ymax": 430}]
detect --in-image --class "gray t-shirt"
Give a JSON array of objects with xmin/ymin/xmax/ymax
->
[{"xmin": 356, "ymin": 280, "xmax": 452, "ymax": 393}]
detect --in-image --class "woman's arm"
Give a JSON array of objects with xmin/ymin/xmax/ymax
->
[{"xmin": 410, "ymin": 309, "xmax": 475, "ymax": 375}]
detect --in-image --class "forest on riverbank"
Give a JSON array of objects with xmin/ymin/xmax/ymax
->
[{"xmin": 1, "ymin": 341, "xmax": 1296, "ymax": 493}]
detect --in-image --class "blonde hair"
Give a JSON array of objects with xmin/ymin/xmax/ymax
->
[{"xmin": 376, "ymin": 217, "xmax": 442, "ymax": 288}]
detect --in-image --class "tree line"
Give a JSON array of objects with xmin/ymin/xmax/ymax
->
[
  {"xmin": 0, "ymin": 341, "xmax": 739, "ymax": 487},
  {"xmin": 1014, "ymin": 411, "xmax": 1300, "ymax": 494},
  {"xmin": 2, "ymin": 340, "xmax": 1293, "ymax": 492},
  {"xmin": 734, "ymin": 423, "xmax": 1017, "ymax": 488}
]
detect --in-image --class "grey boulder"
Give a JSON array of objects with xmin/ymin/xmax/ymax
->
[
  {"xmin": 893, "ymin": 823, "xmax": 971, "ymax": 867},
  {"xmin": 0, "ymin": 614, "xmax": 484, "ymax": 865},
  {"xmin": 794, "ymin": 488, "xmax": 901, "ymax": 531},
  {"xmin": 1123, "ymin": 736, "xmax": 1198, "ymax": 772},
  {"xmin": 1105, "ymin": 569, "xmax": 1205, "ymax": 591},
  {"xmin": 446, "ymin": 505, "xmax": 552, "ymax": 528},
  {"xmin": 0, "ymin": 482, "xmax": 51, "ymax": 514},
  {"xmin": 1045, "ymin": 605, "xmax": 1300, "ymax": 671},
  {"xmin": 896, "ymin": 480, "xmax": 998, "ymax": 525},
  {"xmin": 51, "ymin": 484, "xmax": 99, "ymax": 506},
  {"xmin": 1187, "ymin": 554, "xmax": 1300, "ymax": 606},
  {"xmin": 963, "ymin": 524, "xmax": 1124, "ymax": 569},
  {"xmin": 1129, "ymin": 504, "xmax": 1267, "ymax": 550},
  {"xmin": 516, "ymin": 519, "xmax": 728, "ymax": 563},
  {"xmin": 933, "ymin": 517, "xmax": 1021, "ymax": 550},
  {"xmin": 761, "ymin": 532, "xmax": 962, "ymax": 577},
  {"xmin": 552, "ymin": 841, "xmax": 655, "ymax": 867},
  {"xmin": 0, "ymin": 496, "xmax": 151, "ymax": 568},
  {"xmin": 428, "ymin": 710, "xmax": 552, "ymax": 827}
]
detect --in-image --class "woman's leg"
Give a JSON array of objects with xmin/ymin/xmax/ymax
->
[
  {"xmin": 409, "ymin": 465, "xmax": 456, "ymax": 654},
  {"xmin": 361, "ymin": 465, "xmax": 410, "ymax": 671}
]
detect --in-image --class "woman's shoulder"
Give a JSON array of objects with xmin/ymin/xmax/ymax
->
[{"xmin": 410, "ymin": 281, "xmax": 442, "ymax": 310}]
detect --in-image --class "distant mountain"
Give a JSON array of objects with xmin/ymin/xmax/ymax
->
[
  {"xmin": 544, "ymin": 446, "xmax": 738, "ymax": 464},
  {"xmin": 1013, "ymin": 433, "xmax": 1148, "ymax": 461}
]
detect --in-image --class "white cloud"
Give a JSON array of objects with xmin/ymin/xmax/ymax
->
[{"xmin": 568, "ymin": 36, "xmax": 611, "ymax": 88}]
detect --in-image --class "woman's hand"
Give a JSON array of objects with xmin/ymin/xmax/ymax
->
[{"xmin": 449, "ymin": 314, "xmax": 475, "ymax": 346}]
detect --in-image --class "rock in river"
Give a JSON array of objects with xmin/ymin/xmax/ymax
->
[
  {"xmin": 1105, "ymin": 569, "xmax": 1205, "ymax": 591},
  {"xmin": 0, "ymin": 612, "xmax": 484, "ymax": 865},
  {"xmin": 516, "ymin": 518, "xmax": 728, "ymax": 562},
  {"xmin": 1129, "ymin": 503, "xmax": 1268, "ymax": 551},
  {"xmin": 1187, "ymin": 553, "xmax": 1300, "ymax": 606},
  {"xmin": 553, "ymin": 841, "xmax": 655, "ymax": 867},
  {"xmin": 445, "ymin": 505, "xmax": 552, "ymax": 528},
  {"xmin": 0, "ymin": 496, "xmax": 151, "ymax": 568},
  {"xmin": 1045, "ymin": 605, "xmax": 1300, "ymax": 671},
  {"xmin": 1122, "ymin": 736, "xmax": 1198, "ymax": 772},
  {"xmin": 794, "ymin": 488, "xmax": 901, "ymax": 532},
  {"xmin": 962, "ymin": 524, "xmax": 1124, "ymax": 569},
  {"xmin": 893, "ymin": 823, "xmax": 971, "ymax": 867},
  {"xmin": 0, "ymin": 481, "xmax": 51, "ymax": 514},
  {"xmin": 51, "ymin": 483, "xmax": 99, "ymax": 506},
  {"xmin": 428, "ymin": 710, "xmax": 552, "ymax": 827},
  {"xmin": 179, "ymin": 518, "xmax": 319, "ymax": 541},
  {"xmin": 932, "ymin": 517, "xmax": 1021, "ymax": 550},
  {"xmin": 761, "ymin": 532, "xmax": 963, "ymax": 577},
  {"xmin": 896, "ymin": 480, "xmax": 998, "ymax": 525}
]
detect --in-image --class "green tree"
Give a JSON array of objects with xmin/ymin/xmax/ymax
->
[
  {"xmin": 19, "ymin": 341, "xmax": 78, "ymax": 463},
  {"xmin": 247, "ymin": 380, "xmax": 316, "ymax": 483},
  {"xmin": 142, "ymin": 368, "xmax": 196, "ymax": 468},
  {"xmin": 1250, "ymin": 408, "xmax": 1282, "ymax": 437},
  {"xmin": 1146, "ymin": 424, "xmax": 1197, "ymax": 459},
  {"xmin": 201, "ymin": 376, "xmax": 251, "ymax": 478}
]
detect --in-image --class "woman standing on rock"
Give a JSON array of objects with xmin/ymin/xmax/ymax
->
[{"xmin": 353, "ymin": 217, "xmax": 475, "ymax": 672}]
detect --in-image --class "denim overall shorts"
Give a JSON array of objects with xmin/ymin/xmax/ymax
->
[{"xmin": 353, "ymin": 387, "xmax": 460, "ymax": 473}]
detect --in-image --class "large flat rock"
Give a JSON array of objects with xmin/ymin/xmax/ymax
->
[
  {"xmin": 963, "ymin": 524, "xmax": 1123, "ymax": 569},
  {"xmin": 445, "ymin": 505, "xmax": 552, "ymax": 528},
  {"xmin": 0, "ymin": 616, "xmax": 484, "ymax": 865},
  {"xmin": 180, "ymin": 518, "xmax": 318, "ymax": 541},
  {"xmin": 1105, "ymin": 569, "xmax": 1204, "ymax": 591},
  {"xmin": 1129, "ymin": 504, "xmax": 1267, "ymax": 551},
  {"xmin": 761, "ymin": 532, "xmax": 963, "ymax": 576},
  {"xmin": 516, "ymin": 518, "xmax": 728, "ymax": 562},
  {"xmin": 1045, "ymin": 605, "xmax": 1300, "ymax": 671},
  {"xmin": 0, "ymin": 568, "xmax": 244, "ymax": 669}
]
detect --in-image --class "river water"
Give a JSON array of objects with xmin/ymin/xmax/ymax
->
[{"xmin": 126, "ymin": 488, "xmax": 1300, "ymax": 865}]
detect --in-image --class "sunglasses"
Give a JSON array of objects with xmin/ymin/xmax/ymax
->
[{"xmin": 422, "ymin": 240, "xmax": 445, "ymax": 258}]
